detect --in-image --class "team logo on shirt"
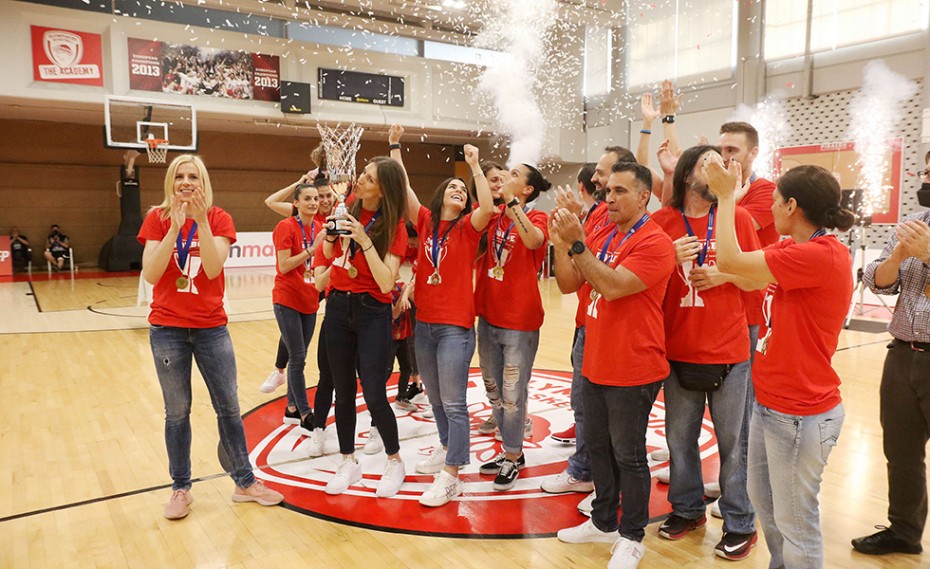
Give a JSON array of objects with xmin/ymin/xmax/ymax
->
[{"xmin": 238, "ymin": 369, "xmax": 720, "ymax": 537}]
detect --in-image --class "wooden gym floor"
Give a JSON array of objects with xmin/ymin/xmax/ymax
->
[{"xmin": 0, "ymin": 269, "xmax": 926, "ymax": 568}]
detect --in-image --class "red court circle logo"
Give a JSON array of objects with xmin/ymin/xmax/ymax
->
[{"xmin": 240, "ymin": 368, "xmax": 720, "ymax": 537}]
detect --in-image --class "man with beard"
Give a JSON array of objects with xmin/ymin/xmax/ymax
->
[
  {"xmin": 854, "ymin": 152, "xmax": 930, "ymax": 557},
  {"xmin": 651, "ymin": 145, "xmax": 763, "ymax": 560}
]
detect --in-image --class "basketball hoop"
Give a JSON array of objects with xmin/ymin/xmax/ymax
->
[
  {"xmin": 145, "ymin": 138, "xmax": 170, "ymax": 164},
  {"xmin": 317, "ymin": 123, "xmax": 364, "ymax": 184}
]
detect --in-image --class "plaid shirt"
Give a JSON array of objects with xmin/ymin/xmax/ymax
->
[{"xmin": 863, "ymin": 210, "xmax": 930, "ymax": 342}]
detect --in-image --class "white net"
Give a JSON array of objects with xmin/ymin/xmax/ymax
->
[
  {"xmin": 316, "ymin": 123, "xmax": 364, "ymax": 183},
  {"xmin": 145, "ymin": 139, "xmax": 169, "ymax": 164}
]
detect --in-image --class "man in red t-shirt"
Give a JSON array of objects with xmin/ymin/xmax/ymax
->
[{"xmin": 551, "ymin": 161, "xmax": 676, "ymax": 568}]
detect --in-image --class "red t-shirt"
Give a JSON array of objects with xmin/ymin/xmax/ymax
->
[
  {"xmin": 475, "ymin": 205, "xmax": 549, "ymax": 331},
  {"xmin": 582, "ymin": 219, "xmax": 676, "ymax": 386},
  {"xmin": 573, "ymin": 203, "xmax": 613, "ymax": 328},
  {"xmin": 414, "ymin": 206, "xmax": 482, "ymax": 328},
  {"xmin": 316, "ymin": 207, "xmax": 408, "ymax": 304},
  {"xmin": 272, "ymin": 216, "xmax": 321, "ymax": 315},
  {"xmin": 754, "ymin": 235, "xmax": 853, "ymax": 415},
  {"xmin": 138, "ymin": 207, "xmax": 236, "ymax": 328},
  {"xmin": 391, "ymin": 282, "xmax": 413, "ymax": 340},
  {"xmin": 652, "ymin": 205, "xmax": 761, "ymax": 363},
  {"xmin": 738, "ymin": 177, "xmax": 778, "ymax": 326}
]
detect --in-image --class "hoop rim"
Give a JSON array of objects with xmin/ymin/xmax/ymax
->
[{"xmin": 145, "ymin": 138, "xmax": 170, "ymax": 147}]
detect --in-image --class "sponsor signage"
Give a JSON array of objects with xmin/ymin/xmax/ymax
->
[
  {"xmin": 128, "ymin": 38, "xmax": 280, "ymax": 101},
  {"xmin": 225, "ymin": 232, "xmax": 276, "ymax": 268},
  {"xmin": 0, "ymin": 236, "xmax": 11, "ymax": 277},
  {"xmin": 31, "ymin": 26, "xmax": 104, "ymax": 86}
]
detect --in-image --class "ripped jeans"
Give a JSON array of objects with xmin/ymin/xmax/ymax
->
[{"xmin": 476, "ymin": 318, "xmax": 540, "ymax": 454}]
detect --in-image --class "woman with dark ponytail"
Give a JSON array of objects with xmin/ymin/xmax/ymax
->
[{"xmin": 704, "ymin": 161, "xmax": 854, "ymax": 569}]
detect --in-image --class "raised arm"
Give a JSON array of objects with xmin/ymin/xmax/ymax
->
[
  {"xmin": 265, "ymin": 173, "xmax": 311, "ymax": 218},
  {"xmin": 464, "ymin": 144, "xmax": 494, "ymax": 232},
  {"xmin": 388, "ymin": 124, "xmax": 422, "ymax": 223},
  {"xmin": 501, "ymin": 180, "xmax": 545, "ymax": 250},
  {"xmin": 659, "ymin": 79, "xmax": 683, "ymax": 157},
  {"xmin": 636, "ymin": 92, "xmax": 660, "ymax": 167},
  {"xmin": 550, "ymin": 211, "xmax": 585, "ymax": 294}
]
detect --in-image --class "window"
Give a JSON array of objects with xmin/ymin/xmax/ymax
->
[
  {"xmin": 584, "ymin": 25, "xmax": 612, "ymax": 98},
  {"xmin": 625, "ymin": 0, "xmax": 735, "ymax": 89},
  {"xmin": 764, "ymin": 0, "xmax": 930, "ymax": 61}
]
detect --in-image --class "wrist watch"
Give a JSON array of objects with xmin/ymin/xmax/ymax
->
[
  {"xmin": 507, "ymin": 197, "xmax": 520, "ymax": 208},
  {"xmin": 568, "ymin": 241, "xmax": 585, "ymax": 257}
]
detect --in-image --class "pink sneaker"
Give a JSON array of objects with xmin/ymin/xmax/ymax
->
[
  {"xmin": 232, "ymin": 480, "xmax": 284, "ymax": 506},
  {"xmin": 164, "ymin": 489, "xmax": 193, "ymax": 520}
]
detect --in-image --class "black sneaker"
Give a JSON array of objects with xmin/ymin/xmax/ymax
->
[
  {"xmin": 658, "ymin": 513, "xmax": 706, "ymax": 540},
  {"xmin": 405, "ymin": 383, "xmax": 423, "ymax": 400},
  {"xmin": 299, "ymin": 411, "xmax": 315, "ymax": 433},
  {"xmin": 479, "ymin": 453, "xmax": 526, "ymax": 475},
  {"xmin": 852, "ymin": 527, "xmax": 922, "ymax": 555},
  {"xmin": 714, "ymin": 531, "xmax": 758, "ymax": 560},
  {"xmin": 283, "ymin": 407, "xmax": 300, "ymax": 425},
  {"xmin": 493, "ymin": 458, "xmax": 521, "ymax": 491}
]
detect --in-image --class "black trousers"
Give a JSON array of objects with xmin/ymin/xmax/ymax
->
[{"xmin": 881, "ymin": 339, "xmax": 930, "ymax": 544}]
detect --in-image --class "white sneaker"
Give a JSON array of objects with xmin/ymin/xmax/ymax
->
[
  {"xmin": 704, "ymin": 481, "xmax": 721, "ymax": 499},
  {"xmin": 650, "ymin": 448, "xmax": 670, "ymax": 462},
  {"xmin": 710, "ymin": 498, "xmax": 722, "ymax": 519},
  {"xmin": 376, "ymin": 458, "xmax": 405, "ymax": 498},
  {"xmin": 415, "ymin": 446, "xmax": 447, "ymax": 474},
  {"xmin": 307, "ymin": 428, "xmax": 325, "ymax": 458},
  {"xmin": 541, "ymin": 470, "xmax": 595, "ymax": 494},
  {"xmin": 419, "ymin": 470, "xmax": 462, "ymax": 507},
  {"xmin": 363, "ymin": 426, "xmax": 383, "ymax": 455},
  {"xmin": 557, "ymin": 519, "xmax": 618, "ymax": 544},
  {"xmin": 578, "ymin": 490, "xmax": 596, "ymax": 517},
  {"xmin": 608, "ymin": 536, "xmax": 646, "ymax": 569},
  {"xmin": 416, "ymin": 406, "xmax": 434, "ymax": 419},
  {"xmin": 259, "ymin": 370, "xmax": 286, "ymax": 393},
  {"xmin": 325, "ymin": 456, "xmax": 361, "ymax": 495},
  {"xmin": 654, "ymin": 466, "xmax": 670, "ymax": 484}
]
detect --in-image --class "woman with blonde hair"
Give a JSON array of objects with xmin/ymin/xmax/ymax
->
[{"xmin": 138, "ymin": 154, "xmax": 283, "ymax": 520}]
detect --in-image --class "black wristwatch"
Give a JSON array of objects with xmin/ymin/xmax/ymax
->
[
  {"xmin": 568, "ymin": 241, "xmax": 585, "ymax": 257},
  {"xmin": 507, "ymin": 197, "xmax": 520, "ymax": 209},
  {"xmin": 661, "ymin": 114, "xmax": 675, "ymax": 124}
]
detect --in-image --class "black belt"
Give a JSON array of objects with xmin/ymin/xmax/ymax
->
[{"xmin": 894, "ymin": 338, "xmax": 930, "ymax": 352}]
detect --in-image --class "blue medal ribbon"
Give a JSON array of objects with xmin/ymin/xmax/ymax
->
[
  {"xmin": 431, "ymin": 216, "xmax": 461, "ymax": 273},
  {"xmin": 493, "ymin": 206, "xmax": 528, "ymax": 264},
  {"xmin": 810, "ymin": 228, "xmax": 827, "ymax": 239},
  {"xmin": 348, "ymin": 210, "xmax": 382, "ymax": 258},
  {"xmin": 598, "ymin": 214, "xmax": 650, "ymax": 263},
  {"xmin": 297, "ymin": 217, "xmax": 315, "ymax": 272},
  {"xmin": 176, "ymin": 222, "xmax": 198, "ymax": 273},
  {"xmin": 679, "ymin": 205, "xmax": 715, "ymax": 266}
]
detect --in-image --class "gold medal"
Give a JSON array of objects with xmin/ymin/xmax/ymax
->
[
  {"xmin": 176, "ymin": 276, "xmax": 189, "ymax": 289},
  {"xmin": 428, "ymin": 272, "xmax": 441, "ymax": 285},
  {"xmin": 347, "ymin": 266, "xmax": 359, "ymax": 279},
  {"xmin": 492, "ymin": 266, "xmax": 505, "ymax": 279},
  {"xmin": 304, "ymin": 270, "xmax": 312, "ymax": 281}
]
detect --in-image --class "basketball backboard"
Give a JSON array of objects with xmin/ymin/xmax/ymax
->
[{"xmin": 104, "ymin": 95, "xmax": 197, "ymax": 151}]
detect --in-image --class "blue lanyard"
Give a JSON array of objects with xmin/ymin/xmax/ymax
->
[
  {"xmin": 749, "ymin": 173, "xmax": 757, "ymax": 184},
  {"xmin": 296, "ymin": 217, "xmax": 316, "ymax": 251},
  {"xmin": 431, "ymin": 216, "xmax": 460, "ymax": 270},
  {"xmin": 679, "ymin": 205, "xmax": 715, "ymax": 266},
  {"xmin": 494, "ymin": 206, "xmax": 528, "ymax": 262},
  {"xmin": 176, "ymin": 222, "xmax": 198, "ymax": 272},
  {"xmin": 810, "ymin": 228, "xmax": 826, "ymax": 239},
  {"xmin": 598, "ymin": 214, "xmax": 649, "ymax": 263},
  {"xmin": 348, "ymin": 210, "xmax": 382, "ymax": 258}
]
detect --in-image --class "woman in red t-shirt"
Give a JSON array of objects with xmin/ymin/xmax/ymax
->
[
  {"xmin": 318, "ymin": 155, "xmax": 409, "ymax": 499},
  {"xmin": 271, "ymin": 183, "xmax": 323, "ymax": 435},
  {"xmin": 389, "ymin": 124, "xmax": 494, "ymax": 507},
  {"xmin": 138, "ymin": 154, "xmax": 282, "ymax": 520},
  {"xmin": 706, "ymin": 161, "xmax": 855, "ymax": 569},
  {"xmin": 474, "ymin": 164, "xmax": 552, "ymax": 492}
]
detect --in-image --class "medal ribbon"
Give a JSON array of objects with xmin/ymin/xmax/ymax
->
[
  {"xmin": 586, "ymin": 201, "xmax": 609, "ymax": 231},
  {"xmin": 493, "ymin": 205, "xmax": 528, "ymax": 268},
  {"xmin": 348, "ymin": 211, "xmax": 382, "ymax": 259},
  {"xmin": 810, "ymin": 228, "xmax": 827, "ymax": 239},
  {"xmin": 297, "ymin": 217, "xmax": 316, "ymax": 270},
  {"xmin": 430, "ymin": 217, "xmax": 460, "ymax": 274},
  {"xmin": 679, "ymin": 205, "xmax": 715, "ymax": 266},
  {"xmin": 176, "ymin": 222, "xmax": 198, "ymax": 275},
  {"xmin": 598, "ymin": 214, "xmax": 649, "ymax": 263}
]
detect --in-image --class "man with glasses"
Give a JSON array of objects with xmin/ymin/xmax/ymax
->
[{"xmin": 854, "ymin": 152, "xmax": 930, "ymax": 557}]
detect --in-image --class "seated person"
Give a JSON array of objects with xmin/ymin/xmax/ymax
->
[
  {"xmin": 44, "ymin": 224, "xmax": 70, "ymax": 271},
  {"xmin": 9, "ymin": 227, "xmax": 32, "ymax": 271}
]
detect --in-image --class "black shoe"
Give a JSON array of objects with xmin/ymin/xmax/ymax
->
[
  {"xmin": 299, "ymin": 411, "xmax": 315, "ymax": 433},
  {"xmin": 658, "ymin": 513, "xmax": 707, "ymax": 540},
  {"xmin": 715, "ymin": 531, "xmax": 758, "ymax": 560},
  {"xmin": 405, "ymin": 383, "xmax": 422, "ymax": 400},
  {"xmin": 283, "ymin": 407, "xmax": 300, "ymax": 425},
  {"xmin": 479, "ymin": 453, "xmax": 526, "ymax": 475},
  {"xmin": 493, "ymin": 458, "xmax": 521, "ymax": 491},
  {"xmin": 852, "ymin": 527, "xmax": 922, "ymax": 555}
]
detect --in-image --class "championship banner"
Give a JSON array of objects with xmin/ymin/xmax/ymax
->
[
  {"xmin": 31, "ymin": 26, "xmax": 103, "ymax": 86},
  {"xmin": 128, "ymin": 38, "xmax": 280, "ymax": 101}
]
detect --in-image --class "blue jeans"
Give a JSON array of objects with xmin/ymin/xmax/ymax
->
[
  {"xmin": 566, "ymin": 326, "xmax": 591, "ymax": 481},
  {"xmin": 324, "ymin": 291, "xmax": 399, "ymax": 456},
  {"xmin": 584, "ymin": 377, "xmax": 662, "ymax": 541},
  {"xmin": 476, "ymin": 318, "xmax": 539, "ymax": 454},
  {"xmin": 665, "ymin": 360, "xmax": 755, "ymax": 534},
  {"xmin": 149, "ymin": 325, "xmax": 255, "ymax": 490},
  {"xmin": 748, "ymin": 400, "xmax": 844, "ymax": 569},
  {"xmin": 273, "ymin": 304, "xmax": 316, "ymax": 417},
  {"xmin": 416, "ymin": 321, "xmax": 475, "ymax": 467}
]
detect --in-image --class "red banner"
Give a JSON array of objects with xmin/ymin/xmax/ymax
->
[
  {"xmin": 128, "ymin": 38, "xmax": 279, "ymax": 101},
  {"xmin": 0, "ymin": 236, "xmax": 11, "ymax": 277},
  {"xmin": 31, "ymin": 26, "xmax": 103, "ymax": 86}
]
